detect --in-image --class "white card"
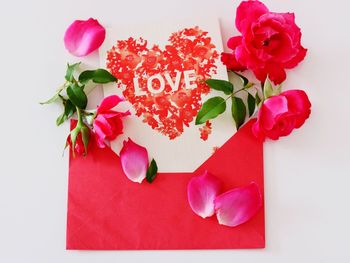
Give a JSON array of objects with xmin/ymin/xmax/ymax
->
[{"xmin": 100, "ymin": 18, "xmax": 236, "ymax": 172}]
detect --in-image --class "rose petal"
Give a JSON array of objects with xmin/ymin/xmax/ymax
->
[
  {"xmin": 251, "ymin": 118, "xmax": 265, "ymax": 141},
  {"xmin": 266, "ymin": 64, "xmax": 287, "ymax": 84},
  {"xmin": 284, "ymin": 46, "xmax": 307, "ymax": 69},
  {"xmin": 120, "ymin": 139, "xmax": 149, "ymax": 183},
  {"xmin": 265, "ymin": 113, "xmax": 296, "ymax": 140},
  {"xmin": 214, "ymin": 182, "xmax": 263, "ymax": 227},
  {"xmin": 227, "ymin": 36, "xmax": 243, "ymax": 50},
  {"xmin": 281, "ymin": 90, "xmax": 311, "ymax": 128},
  {"xmin": 260, "ymin": 95, "xmax": 289, "ymax": 130},
  {"xmin": 97, "ymin": 95, "xmax": 124, "ymax": 114},
  {"xmin": 64, "ymin": 18, "xmax": 106, "ymax": 57},
  {"xmin": 221, "ymin": 52, "xmax": 246, "ymax": 72},
  {"xmin": 235, "ymin": 0, "xmax": 269, "ymax": 33},
  {"xmin": 187, "ymin": 171, "xmax": 222, "ymax": 218},
  {"xmin": 92, "ymin": 115, "xmax": 113, "ymax": 148}
]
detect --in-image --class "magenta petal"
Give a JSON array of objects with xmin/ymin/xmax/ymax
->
[
  {"xmin": 214, "ymin": 182, "xmax": 263, "ymax": 227},
  {"xmin": 97, "ymin": 95, "xmax": 124, "ymax": 114},
  {"xmin": 261, "ymin": 96, "xmax": 289, "ymax": 130},
  {"xmin": 227, "ymin": 36, "xmax": 243, "ymax": 50},
  {"xmin": 187, "ymin": 171, "xmax": 222, "ymax": 218},
  {"xmin": 235, "ymin": 0, "xmax": 269, "ymax": 33},
  {"xmin": 281, "ymin": 90, "xmax": 311, "ymax": 128},
  {"xmin": 64, "ymin": 18, "xmax": 106, "ymax": 57},
  {"xmin": 119, "ymin": 139, "xmax": 149, "ymax": 183}
]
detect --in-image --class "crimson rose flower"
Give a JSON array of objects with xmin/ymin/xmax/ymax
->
[
  {"xmin": 222, "ymin": 0, "xmax": 307, "ymax": 84},
  {"xmin": 252, "ymin": 90, "xmax": 311, "ymax": 140}
]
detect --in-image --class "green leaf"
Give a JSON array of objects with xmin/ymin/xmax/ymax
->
[
  {"xmin": 233, "ymin": 71, "xmax": 249, "ymax": 86},
  {"xmin": 40, "ymin": 93, "xmax": 60, "ymax": 105},
  {"xmin": 56, "ymin": 113, "xmax": 67, "ymax": 126},
  {"xmin": 65, "ymin": 62, "xmax": 80, "ymax": 82},
  {"xmin": 78, "ymin": 69, "xmax": 117, "ymax": 84},
  {"xmin": 247, "ymin": 93, "xmax": 256, "ymax": 117},
  {"xmin": 205, "ymin": 79, "xmax": 233, "ymax": 95},
  {"xmin": 55, "ymin": 100, "xmax": 76, "ymax": 126},
  {"xmin": 67, "ymin": 83, "xmax": 87, "ymax": 109},
  {"xmin": 195, "ymin": 96, "xmax": 226, "ymax": 125},
  {"xmin": 146, "ymin": 159, "xmax": 158, "ymax": 183},
  {"xmin": 231, "ymin": 96, "xmax": 246, "ymax": 129},
  {"xmin": 81, "ymin": 125, "xmax": 90, "ymax": 156},
  {"xmin": 276, "ymin": 84, "xmax": 282, "ymax": 94},
  {"xmin": 64, "ymin": 99, "xmax": 76, "ymax": 118},
  {"xmin": 255, "ymin": 93, "xmax": 262, "ymax": 106},
  {"xmin": 70, "ymin": 126, "xmax": 80, "ymax": 158},
  {"xmin": 263, "ymin": 77, "xmax": 273, "ymax": 99},
  {"xmin": 263, "ymin": 77, "xmax": 283, "ymax": 99}
]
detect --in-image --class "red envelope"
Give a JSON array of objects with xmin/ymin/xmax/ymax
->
[{"xmin": 66, "ymin": 119, "xmax": 265, "ymax": 250}]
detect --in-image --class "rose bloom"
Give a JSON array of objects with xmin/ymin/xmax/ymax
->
[
  {"xmin": 93, "ymin": 95, "xmax": 130, "ymax": 148},
  {"xmin": 252, "ymin": 90, "xmax": 311, "ymax": 140},
  {"xmin": 222, "ymin": 0, "xmax": 307, "ymax": 84}
]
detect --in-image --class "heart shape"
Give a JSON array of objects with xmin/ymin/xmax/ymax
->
[{"xmin": 106, "ymin": 27, "xmax": 218, "ymax": 139}]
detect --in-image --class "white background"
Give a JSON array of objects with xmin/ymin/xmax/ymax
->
[{"xmin": 0, "ymin": 0, "xmax": 349, "ymax": 262}]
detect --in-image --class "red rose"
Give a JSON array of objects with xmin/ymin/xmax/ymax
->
[
  {"xmin": 224, "ymin": 0, "xmax": 307, "ymax": 84},
  {"xmin": 252, "ymin": 90, "xmax": 311, "ymax": 140}
]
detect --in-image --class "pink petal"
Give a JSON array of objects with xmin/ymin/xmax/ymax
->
[
  {"xmin": 93, "ymin": 115, "xmax": 114, "ymax": 146},
  {"xmin": 187, "ymin": 171, "xmax": 222, "ymax": 218},
  {"xmin": 251, "ymin": 119, "xmax": 265, "ymax": 141},
  {"xmin": 97, "ymin": 95, "xmax": 125, "ymax": 114},
  {"xmin": 221, "ymin": 52, "xmax": 246, "ymax": 72},
  {"xmin": 235, "ymin": 0, "xmax": 269, "ymax": 33},
  {"xmin": 64, "ymin": 18, "xmax": 105, "ymax": 57},
  {"xmin": 92, "ymin": 119, "xmax": 106, "ymax": 148},
  {"xmin": 214, "ymin": 182, "xmax": 262, "ymax": 227},
  {"xmin": 120, "ymin": 139, "xmax": 149, "ymax": 183},
  {"xmin": 281, "ymin": 90, "xmax": 311, "ymax": 128},
  {"xmin": 260, "ymin": 95, "xmax": 289, "ymax": 130},
  {"xmin": 227, "ymin": 36, "xmax": 243, "ymax": 50},
  {"xmin": 284, "ymin": 46, "xmax": 307, "ymax": 69}
]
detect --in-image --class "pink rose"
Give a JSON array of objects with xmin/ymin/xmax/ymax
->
[
  {"xmin": 252, "ymin": 90, "xmax": 311, "ymax": 140},
  {"xmin": 64, "ymin": 18, "xmax": 106, "ymax": 57},
  {"xmin": 93, "ymin": 95, "xmax": 130, "ymax": 148},
  {"xmin": 224, "ymin": 0, "xmax": 307, "ymax": 84}
]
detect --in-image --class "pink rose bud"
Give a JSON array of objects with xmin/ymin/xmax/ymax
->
[{"xmin": 64, "ymin": 18, "xmax": 106, "ymax": 57}]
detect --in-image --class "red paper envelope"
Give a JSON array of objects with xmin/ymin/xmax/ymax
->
[{"xmin": 66, "ymin": 120, "xmax": 265, "ymax": 250}]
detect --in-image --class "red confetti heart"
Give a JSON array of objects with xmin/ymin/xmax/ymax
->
[{"xmin": 107, "ymin": 27, "xmax": 218, "ymax": 140}]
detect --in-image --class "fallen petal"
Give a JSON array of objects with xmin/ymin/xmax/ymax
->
[
  {"xmin": 214, "ymin": 182, "xmax": 262, "ymax": 227},
  {"xmin": 187, "ymin": 171, "xmax": 222, "ymax": 218},
  {"xmin": 64, "ymin": 18, "xmax": 105, "ymax": 57},
  {"xmin": 120, "ymin": 139, "xmax": 149, "ymax": 183}
]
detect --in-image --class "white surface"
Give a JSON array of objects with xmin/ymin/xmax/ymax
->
[
  {"xmin": 0, "ymin": 0, "xmax": 349, "ymax": 262},
  {"xmin": 101, "ymin": 19, "xmax": 233, "ymax": 172}
]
